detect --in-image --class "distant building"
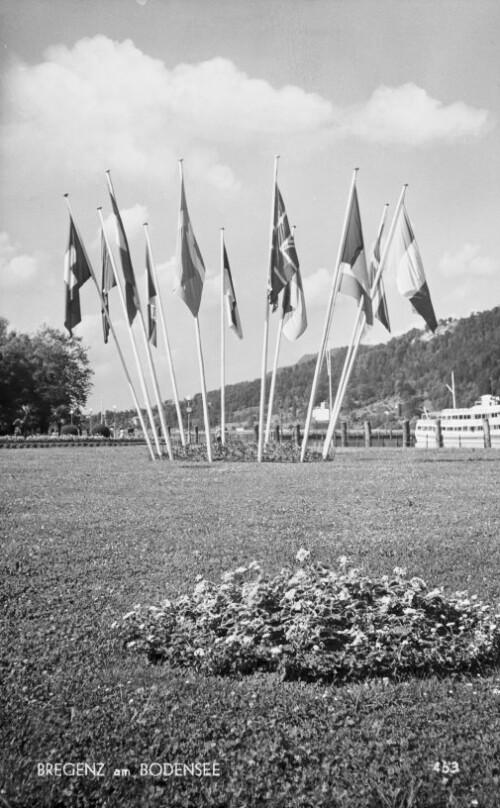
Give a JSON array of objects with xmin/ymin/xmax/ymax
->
[{"xmin": 312, "ymin": 402, "xmax": 330, "ymax": 423}]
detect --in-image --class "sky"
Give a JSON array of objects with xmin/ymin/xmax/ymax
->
[{"xmin": 1, "ymin": 0, "xmax": 499, "ymax": 413}]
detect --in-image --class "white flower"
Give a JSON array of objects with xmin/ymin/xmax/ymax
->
[{"xmin": 296, "ymin": 548, "xmax": 310, "ymax": 563}]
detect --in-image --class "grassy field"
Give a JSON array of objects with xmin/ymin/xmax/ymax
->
[{"xmin": 1, "ymin": 447, "xmax": 500, "ymax": 807}]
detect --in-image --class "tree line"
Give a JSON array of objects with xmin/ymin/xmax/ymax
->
[{"xmin": 1, "ymin": 307, "xmax": 499, "ymax": 435}]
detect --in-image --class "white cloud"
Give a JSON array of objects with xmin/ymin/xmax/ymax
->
[
  {"xmin": 302, "ymin": 267, "xmax": 333, "ymax": 307},
  {"xmin": 344, "ymin": 83, "xmax": 490, "ymax": 145},
  {"xmin": 1, "ymin": 38, "xmax": 330, "ymax": 190},
  {"xmin": 439, "ymin": 244, "xmax": 497, "ymax": 279},
  {"xmin": 2, "ymin": 37, "xmax": 491, "ymax": 197},
  {"xmin": 100, "ymin": 204, "xmax": 149, "ymax": 246},
  {"xmin": 0, "ymin": 232, "xmax": 47, "ymax": 288},
  {"xmin": 438, "ymin": 244, "xmax": 498, "ymax": 303}
]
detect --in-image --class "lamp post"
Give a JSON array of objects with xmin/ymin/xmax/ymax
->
[
  {"xmin": 186, "ymin": 396, "xmax": 192, "ymax": 444},
  {"xmin": 88, "ymin": 408, "xmax": 93, "ymax": 435},
  {"xmin": 113, "ymin": 405, "xmax": 117, "ymax": 438}
]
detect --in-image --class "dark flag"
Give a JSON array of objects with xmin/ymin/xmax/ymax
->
[
  {"xmin": 101, "ymin": 225, "xmax": 116, "ymax": 344},
  {"xmin": 64, "ymin": 216, "xmax": 92, "ymax": 335},
  {"xmin": 146, "ymin": 242, "xmax": 158, "ymax": 347},
  {"xmin": 268, "ymin": 185, "xmax": 299, "ymax": 310},
  {"xmin": 106, "ymin": 173, "xmax": 140, "ymax": 325}
]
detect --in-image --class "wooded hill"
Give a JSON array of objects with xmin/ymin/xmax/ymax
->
[{"xmin": 181, "ymin": 307, "xmax": 500, "ymax": 429}]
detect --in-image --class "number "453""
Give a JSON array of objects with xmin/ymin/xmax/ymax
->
[{"xmin": 433, "ymin": 761, "xmax": 460, "ymax": 774}]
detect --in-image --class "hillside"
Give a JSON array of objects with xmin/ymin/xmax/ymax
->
[{"xmin": 168, "ymin": 307, "xmax": 500, "ymax": 429}]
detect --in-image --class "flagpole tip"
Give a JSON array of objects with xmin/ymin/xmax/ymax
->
[
  {"xmin": 63, "ymin": 193, "xmax": 69, "ymax": 198},
  {"xmin": 97, "ymin": 206, "xmax": 102, "ymax": 211},
  {"xmin": 143, "ymin": 222, "xmax": 148, "ymax": 227}
]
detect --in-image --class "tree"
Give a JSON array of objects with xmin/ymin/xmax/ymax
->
[{"xmin": 0, "ymin": 320, "xmax": 93, "ymax": 434}]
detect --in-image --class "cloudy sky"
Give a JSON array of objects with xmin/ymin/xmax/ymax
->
[{"xmin": 1, "ymin": 0, "xmax": 499, "ymax": 412}]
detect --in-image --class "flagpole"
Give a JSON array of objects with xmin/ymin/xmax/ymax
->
[
  {"xmin": 264, "ymin": 222, "xmax": 297, "ymax": 445},
  {"xmin": 135, "ymin": 289, "xmax": 174, "ymax": 461},
  {"xmin": 324, "ymin": 203, "xmax": 389, "ymax": 454},
  {"xmin": 265, "ymin": 315, "xmax": 283, "ymax": 444},
  {"xmin": 64, "ymin": 197, "xmax": 156, "ymax": 462},
  {"xmin": 257, "ymin": 155, "xmax": 280, "ymax": 462},
  {"xmin": 194, "ymin": 316, "xmax": 213, "ymax": 462},
  {"xmin": 144, "ymin": 223, "xmax": 185, "ymax": 447},
  {"xmin": 98, "ymin": 206, "xmax": 163, "ymax": 458},
  {"xmin": 321, "ymin": 190, "xmax": 407, "ymax": 458},
  {"xmin": 300, "ymin": 168, "xmax": 360, "ymax": 462},
  {"xmin": 326, "ymin": 340, "xmax": 333, "ymax": 415},
  {"xmin": 220, "ymin": 228, "xmax": 227, "ymax": 445},
  {"xmin": 323, "ymin": 305, "xmax": 365, "ymax": 457}
]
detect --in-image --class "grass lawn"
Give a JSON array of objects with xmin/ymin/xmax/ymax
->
[{"xmin": 1, "ymin": 447, "xmax": 500, "ymax": 807}]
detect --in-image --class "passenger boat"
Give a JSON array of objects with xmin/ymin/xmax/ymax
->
[{"xmin": 415, "ymin": 395, "xmax": 500, "ymax": 449}]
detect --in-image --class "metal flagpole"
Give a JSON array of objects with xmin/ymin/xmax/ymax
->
[
  {"xmin": 265, "ymin": 223, "xmax": 296, "ymax": 445},
  {"xmin": 220, "ymin": 228, "xmax": 226, "ymax": 445},
  {"xmin": 300, "ymin": 168, "xmax": 360, "ymax": 462},
  {"xmin": 321, "ymin": 187, "xmax": 407, "ymax": 458},
  {"xmin": 257, "ymin": 155, "xmax": 280, "ymax": 462},
  {"xmin": 326, "ymin": 339, "xmax": 333, "ymax": 415},
  {"xmin": 135, "ymin": 293, "xmax": 174, "ymax": 461},
  {"xmin": 194, "ymin": 316, "xmax": 213, "ymax": 462},
  {"xmin": 105, "ymin": 171, "xmax": 169, "ymax": 458},
  {"xmin": 265, "ymin": 315, "xmax": 284, "ymax": 444},
  {"xmin": 64, "ymin": 196, "xmax": 156, "ymax": 462},
  {"xmin": 144, "ymin": 223, "xmax": 186, "ymax": 446},
  {"xmin": 97, "ymin": 207, "xmax": 163, "ymax": 458},
  {"xmin": 324, "ymin": 203, "xmax": 390, "ymax": 454}
]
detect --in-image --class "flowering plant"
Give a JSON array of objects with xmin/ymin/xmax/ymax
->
[{"xmin": 116, "ymin": 557, "xmax": 500, "ymax": 682}]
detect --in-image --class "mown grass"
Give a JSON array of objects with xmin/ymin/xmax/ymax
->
[{"xmin": 1, "ymin": 447, "xmax": 500, "ymax": 807}]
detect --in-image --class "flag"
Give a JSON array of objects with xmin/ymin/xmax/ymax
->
[
  {"xmin": 268, "ymin": 185, "xmax": 299, "ymax": 310},
  {"xmin": 223, "ymin": 242, "xmax": 243, "ymax": 339},
  {"xmin": 282, "ymin": 229, "xmax": 307, "ymax": 341},
  {"xmin": 173, "ymin": 173, "xmax": 205, "ymax": 317},
  {"xmin": 64, "ymin": 216, "xmax": 92, "ymax": 335},
  {"xmin": 369, "ymin": 219, "xmax": 391, "ymax": 333},
  {"xmin": 339, "ymin": 185, "xmax": 373, "ymax": 325},
  {"xmin": 107, "ymin": 176, "xmax": 140, "ymax": 325},
  {"xmin": 101, "ymin": 226, "xmax": 116, "ymax": 344},
  {"xmin": 387, "ymin": 203, "xmax": 438, "ymax": 332},
  {"xmin": 145, "ymin": 242, "xmax": 157, "ymax": 347}
]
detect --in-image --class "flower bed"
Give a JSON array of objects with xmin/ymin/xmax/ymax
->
[{"xmin": 117, "ymin": 554, "xmax": 500, "ymax": 683}]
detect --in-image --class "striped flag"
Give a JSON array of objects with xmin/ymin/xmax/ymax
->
[
  {"xmin": 223, "ymin": 242, "xmax": 243, "ymax": 339},
  {"xmin": 369, "ymin": 219, "xmax": 391, "ymax": 333},
  {"xmin": 339, "ymin": 185, "xmax": 373, "ymax": 325},
  {"xmin": 173, "ymin": 173, "xmax": 205, "ymax": 317},
  {"xmin": 388, "ymin": 203, "xmax": 438, "ymax": 332},
  {"xmin": 64, "ymin": 216, "xmax": 92, "ymax": 335},
  {"xmin": 145, "ymin": 241, "xmax": 157, "ymax": 347},
  {"xmin": 106, "ymin": 175, "xmax": 140, "ymax": 325},
  {"xmin": 100, "ymin": 225, "xmax": 116, "ymax": 344},
  {"xmin": 282, "ymin": 229, "xmax": 307, "ymax": 341},
  {"xmin": 268, "ymin": 185, "xmax": 298, "ymax": 311}
]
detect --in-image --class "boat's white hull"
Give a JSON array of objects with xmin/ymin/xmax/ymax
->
[{"xmin": 415, "ymin": 396, "xmax": 500, "ymax": 449}]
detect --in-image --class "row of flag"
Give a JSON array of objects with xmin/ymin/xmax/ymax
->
[{"xmin": 64, "ymin": 163, "xmax": 437, "ymax": 463}]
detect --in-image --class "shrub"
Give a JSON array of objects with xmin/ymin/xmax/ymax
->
[
  {"xmin": 60, "ymin": 424, "xmax": 79, "ymax": 436},
  {"xmin": 91, "ymin": 424, "xmax": 111, "ymax": 438},
  {"xmin": 117, "ymin": 555, "xmax": 500, "ymax": 683}
]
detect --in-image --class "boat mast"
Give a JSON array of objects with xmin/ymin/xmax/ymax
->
[{"xmin": 446, "ymin": 371, "xmax": 457, "ymax": 409}]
